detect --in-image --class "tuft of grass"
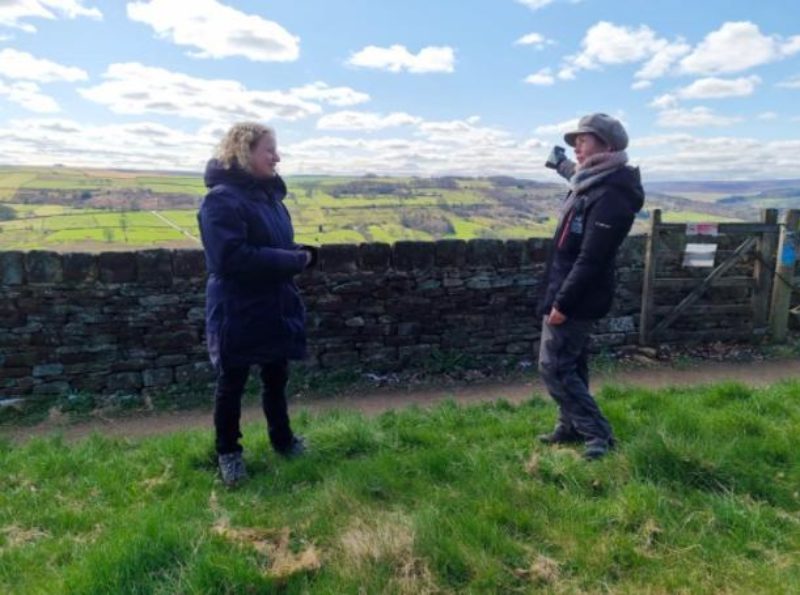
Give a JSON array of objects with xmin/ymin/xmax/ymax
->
[{"xmin": 1, "ymin": 381, "xmax": 799, "ymax": 592}]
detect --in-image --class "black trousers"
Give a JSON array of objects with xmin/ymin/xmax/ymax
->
[
  {"xmin": 538, "ymin": 316, "xmax": 614, "ymax": 442},
  {"xmin": 214, "ymin": 360, "xmax": 294, "ymax": 455}
]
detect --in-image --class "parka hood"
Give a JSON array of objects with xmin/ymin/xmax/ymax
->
[
  {"xmin": 605, "ymin": 165, "xmax": 645, "ymax": 214},
  {"xmin": 203, "ymin": 158, "xmax": 287, "ymax": 200}
]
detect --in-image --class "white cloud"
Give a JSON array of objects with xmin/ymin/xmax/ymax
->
[
  {"xmin": 288, "ymin": 82, "xmax": 369, "ymax": 107},
  {"xmin": 515, "ymin": 32, "xmax": 553, "ymax": 49},
  {"xmin": 649, "ymin": 94, "xmax": 679, "ymax": 110},
  {"xmin": 777, "ymin": 75, "xmax": 800, "ymax": 89},
  {"xmin": 0, "ymin": 0, "xmax": 101, "ymax": 32},
  {"xmin": 560, "ymin": 21, "xmax": 692, "ymax": 86},
  {"xmin": 285, "ymin": 117, "xmax": 545, "ymax": 177},
  {"xmin": 317, "ymin": 111, "xmax": 421, "ymax": 131},
  {"xmin": 516, "ymin": 0, "xmax": 555, "ymax": 10},
  {"xmin": 348, "ymin": 44, "xmax": 455, "ymax": 73},
  {"xmin": 631, "ymin": 80, "xmax": 652, "ymax": 90},
  {"xmin": 656, "ymin": 106, "xmax": 741, "ymax": 128},
  {"xmin": 79, "ymin": 63, "xmax": 371, "ymax": 123},
  {"xmin": 677, "ymin": 75, "xmax": 761, "ymax": 99},
  {"xmin": 680, "ymin": 21, "xmax": 800, "ymax": 75},
  {"xmin": 634, "ymin": 41, "xmax": 691, "ymax": 81},
  {"xmin": 757, "ymin": 112, "xmax": 778, "ymax": 121},
  {"xmin": 0, "ymin": 117, "xmax": 213, "ymax": 170},
  {"xmin": 566, "ymin": 22, "xmax": 672, "ymax": 70},
  {"xmin": 637, "ymin": 135, "xmax": 800, "ymax": 180},
  {"xmin": 0, "ymin": 48, "xmax": 87, "ymax": 82},
  {"xmin": 534, "ymin": 117, "xmax": 578, "ymax": 136},
  {"xmin": 524, "ymin": 68, "xmax": 555, "ymax": 86},
  {"xmin": 0, "ymin": 80, "xmax": 59, "ymax": 112},
  {"xmin": 557, "ymin": 67, "xmax": 576, "ymax": 81},
  {"xmin": 417, "ymin": 117, "xmax": 513, "ymax": 146},
  {"xmin": 126, "ymin": 0, "xmax": 300, "ymax": 62}
]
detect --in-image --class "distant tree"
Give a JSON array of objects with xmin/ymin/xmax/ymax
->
[
  {"xmin": 102, "ymin": 228, "xmax": 114, "ymax": 243},
  {"xmin": 0, "ymin": 205, "xmax": 16, "ymax": 221}
]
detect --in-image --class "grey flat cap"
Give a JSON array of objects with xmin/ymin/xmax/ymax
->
[{"xmin": 564, "ymin": 113, "xmax": 628, "ymax": 151}]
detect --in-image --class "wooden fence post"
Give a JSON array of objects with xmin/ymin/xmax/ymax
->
[
  {"xmin": 639, "ymin": 209, "xmax": 660, "ymax": 345},
  {"xmin": 769, "ymin": 209, "xmax": 800, "ymax": 342},
  {"xmin": 752, "ymin": 209, "xmax": 779, "ymax": 331}
]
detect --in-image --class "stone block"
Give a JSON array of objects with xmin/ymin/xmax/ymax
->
[
  {"xmin": 397, "ymin": 322, "xmax": 421, "ymax": 336},
  {"xmin": 505, "ymin": 342, "xmax": 532, "ymax": 355},
  {"xmin": 319, "ymin": 244, "xmax": 358, "ymax": 273},
  {"xmin": 107, "ymin": 372, "xmax": 143, "ymax": 392},
  {"xmin": 137, "ymin": 250, "xmax": 173, "ymax": 286},
  {"xmin": 143, "ymin": 367, "xmax": 174, "ymax": 387},
  {"xmin": 466, "ymin": 239, "xmax": 504, "ymax": 267},
  {"xmin": 33, "ymin": 363, "xmax": 64, "ymax": 378},
  {"xmin": 173, "ymin": 250, "xmax": 206, "ymax": 278},
  {"xmin": 26, "ymin": 251, "xmax": 62, "ymax": 283},
  {"xmin": 527, "ymin": 238, "xmax": 550, "ymax": 263},
  {"xmin": 175, "ymin": 362, "xmax": 215, "ymax": 384},
  {"xmin": 359, "ymin": 243, "xmax": 392, "ymax": 270},
  {"xmin": 0, "ymin": 251, "xmax": 25, "ymax": 285},
  {"xmin": 504, "ymin": 240, "xmax": 528, "ymax": 267},
  {"xmin": 98, "ymin": 252, "xmax": 137, "ymax": 283},
  {"xmin": 32, "ymin": 382, "xmax": 71, "ymax": 396},
  {"xmin": 156, "ymin": 354, "xmax": 189, "ymax": 366},
  {"xmin": 62, "ymin": 253, "xmax": 96, "ymax": 283},
  {"xmin": 435, "ymin": 239, "xmax": 467, "ymax": 267},
  {"xmin": 319, "ymin": 351, "xmax": 360, "ymax": 367},
  {"xmin": 394, "ymin": 241, "xmax": 434, "ymax": 271},
  {"xmin": 139, "ymin": 294, "xmax": 180, "ymax": 307}
]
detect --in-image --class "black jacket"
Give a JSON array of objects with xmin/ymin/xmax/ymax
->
[{"xmin": 539, "ymin": 166, "xmax": 645, "ymax": 320}]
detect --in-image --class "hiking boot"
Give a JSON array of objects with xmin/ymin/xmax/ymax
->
[
  {"xmin": 583, "ymin": 437, "xmax": 614, "ymax": 461},
  {"xmin": 275, "ymin": 435, "xmax": 307, "ymax": 459},
  {"xmin": 218, "ymin": 452, "xmax": 247, "ymax": 486},
  {"xmin": 538, "ymin": 425, "xmax": 583, "ymax": 445}
]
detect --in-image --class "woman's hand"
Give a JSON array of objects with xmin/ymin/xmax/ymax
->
[{"xmin": 547, "ymin": 307, "xmax": 567, "ymax": 326}]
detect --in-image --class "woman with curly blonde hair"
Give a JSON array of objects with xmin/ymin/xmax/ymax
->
[{"xmin": 198, "ymin": 122, "xmax": 317, "ymax": 486}]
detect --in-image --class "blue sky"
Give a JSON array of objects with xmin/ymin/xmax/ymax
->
[{"xmin": 0, "ymin": 0, "xmax": 799, "ymax": 181}]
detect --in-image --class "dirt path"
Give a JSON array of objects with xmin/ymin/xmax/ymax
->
[{"xmin": 3, "ymin": 359, "xmax": 799, "ymax": 444}]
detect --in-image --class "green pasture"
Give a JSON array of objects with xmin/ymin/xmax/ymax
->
[{"xmin": 1, "ymin": 380, "xmax": 799, "ymax": 593}]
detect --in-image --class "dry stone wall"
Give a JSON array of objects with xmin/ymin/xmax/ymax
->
[{"xmin": 0, "ymin": 238, "xmax": 647, "ymax": 400}]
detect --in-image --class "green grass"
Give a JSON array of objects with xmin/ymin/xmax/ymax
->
[
  {"xmin": 0, "ymin": 209, "xmax": 200, "ymax": 249},
  {"xmin": 1, "ymin": 380, "xmax": 799, "ymax": 593}
]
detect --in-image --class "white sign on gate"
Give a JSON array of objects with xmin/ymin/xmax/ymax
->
[{"xmin": 683, "ymin": 243, "xmax": 717, "ymax": 268}]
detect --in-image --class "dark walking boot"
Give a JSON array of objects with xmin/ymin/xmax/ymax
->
[
  {"xmin": 583, "ymin": 437, "xmax": 615, "ymax": 461},
  {"xmin": 275, "ymin": 435, "xmax": 307, "ymax": 459},
  {"xmin": 538, "ymin": 425, "xmax": 583, "ymax": 445},
  {"xmin": 218, "ymin": 452, "xmax": 248, "ymax": 486}
]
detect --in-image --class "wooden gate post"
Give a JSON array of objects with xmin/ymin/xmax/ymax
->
[
  {"xmin": 752, "ymin": 209, "xmax": 779, "ymax": 331},
  {"xmin": 639, "ymin": 209, "xmax": 660, "ymax": 345},
  {"xmin": 769, "ymin": 209, "xmax": 800, "ymax": 342}
]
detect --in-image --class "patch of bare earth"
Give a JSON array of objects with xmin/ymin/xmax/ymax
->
[
  {"xmin": 339, "ymin": 512, "xmax": 438, "ymax": 594},
  {"xmin": 208, "ymin": 491, "xmax": 321, "ymax": 581}
]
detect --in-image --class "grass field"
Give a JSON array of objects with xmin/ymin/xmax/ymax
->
[
  {"xmin": 1, "ymin": 380, "xmax": 798, "ymax": 593},
  {"xmin": 5, "ymin": 165, "xmax": 787, "ymax": 251},
  {"xmin": 0, "ymin": 167, "xmax": 205, "ymax": 197}
]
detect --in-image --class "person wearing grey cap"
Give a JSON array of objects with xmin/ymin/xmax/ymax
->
[{"xmin": 538, "ymin": 113, "xmax": 645, "ymax": 460}]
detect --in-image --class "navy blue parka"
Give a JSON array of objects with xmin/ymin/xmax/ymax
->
[{"xmin": 198, "ymin": 159, "xmax": 309, "ymax": 370}]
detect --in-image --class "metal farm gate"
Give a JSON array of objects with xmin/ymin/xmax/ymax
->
[{"xmin": 639, "ymin": 209, "xmax": 800, "ymax": 345}]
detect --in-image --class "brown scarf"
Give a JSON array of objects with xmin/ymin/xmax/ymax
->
[{"xmin": 570, "ymin": 150, "xmax": 629, "ymax": 194}]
